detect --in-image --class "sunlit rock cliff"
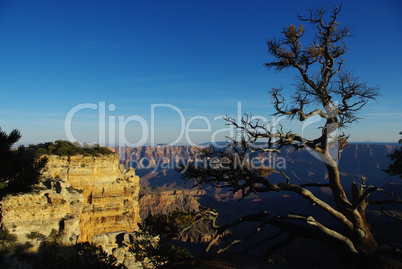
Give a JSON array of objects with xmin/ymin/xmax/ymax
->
[{"xmin": 0, "ymin": 154, "xmax": 141, "ymax": 247}]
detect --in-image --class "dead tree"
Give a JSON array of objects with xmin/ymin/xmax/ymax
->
[{"xmin": 181, "ymin": 4, "xmax": 401, "ymax": 268}]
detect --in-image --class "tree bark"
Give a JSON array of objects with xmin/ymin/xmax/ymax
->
[{"xmin": 322, "ymin": 151, "xmax": 380, "ymax": 267}]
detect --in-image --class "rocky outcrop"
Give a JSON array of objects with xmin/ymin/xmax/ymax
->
[
  {"xmin": 75, "ymin": 186, "xmax": 208, "ymax": 268},
  {"xmin": 138, "ymin": 186, "xmax": 215, "ymax": 245},
  {"xmin": 91, "ymin": 231, "xmax": 142, "ymax": 268},
  {"xmin": 0, "ymin": 154, "xmax": 141, "ymax": 248},
  {"xmin": 139, "ymin": 186, "xmax": 206, "ymax": 220}
]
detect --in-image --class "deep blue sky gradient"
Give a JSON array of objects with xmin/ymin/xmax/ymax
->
[{"xmin": 0, "ymin": 0, "xmax": 401, "ymax": 145}]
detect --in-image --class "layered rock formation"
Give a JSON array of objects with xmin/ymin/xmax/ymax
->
[
  {"xmin": 139, "ymin": 186, "xmax": 206, "ymax": 220},
  {"xmin": 0, "ymin": 154, "xmax": 141, "ymax": 246},
  {"xmin": 138, "ymin": 186, "xmax": 215, "ymax": 245}
]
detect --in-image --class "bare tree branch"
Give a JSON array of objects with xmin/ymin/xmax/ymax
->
[
  {"xmin": 300, "ymin": 183, "xmax": 331, "ymax": 188},
  {"xmin": 263, "ymin": 234, "xmax": 296, "ymax": 259},
  {"xmin": 203, "ymin": 211, "xmax": 270, "ymax": 254},
  {"xmin": 180, "ymin": 4, "xmax": 387, "ymax": 267},
  {"xmin": 267, "ymin": 214, "xmax": 358, "ymax": 255},
  {"xmin": 231, "ymin": 231, "xmax": 287, "ymax": 256}
]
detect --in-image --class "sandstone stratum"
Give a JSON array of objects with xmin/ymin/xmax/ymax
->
[{"xmin": 0, "ymin": 154, "xmax": 141, "ymax": 248}]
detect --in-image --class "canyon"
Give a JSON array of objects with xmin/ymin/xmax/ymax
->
[
  {"xmin": 117, "ymin": 143, "xmax": 399, "ymax": 200},
  {"xmin": 0, "ymin": 154, "xmax": 141, "ymax": 246},
  {"xmin": 0, "ymin": 152, "xmax": 207, "ymax": 268},
  {"xmin": 0, "ymin": 143, "xmax": 400, "ymax": 268}
]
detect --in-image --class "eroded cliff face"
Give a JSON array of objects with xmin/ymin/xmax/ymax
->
[
  {"xmin": 138, "ymin": 186, "xmax": 215, "ymax": 244},
  {"xmin": 139, "ymin": 186, "xmax": 206, "ymax": 220},
  {"xmin": 0, "ymin": 154, "xmax": 140, "ymax": 246}
]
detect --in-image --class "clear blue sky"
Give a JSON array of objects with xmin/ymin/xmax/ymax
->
[{"xmin": 0, "ymin": 0, "xmax": 401, "ymax": 146}]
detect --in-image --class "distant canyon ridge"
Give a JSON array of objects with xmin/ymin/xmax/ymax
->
[{"xmin": 112, "ymin": 144, "xmax": 399, "ymax": 197}]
